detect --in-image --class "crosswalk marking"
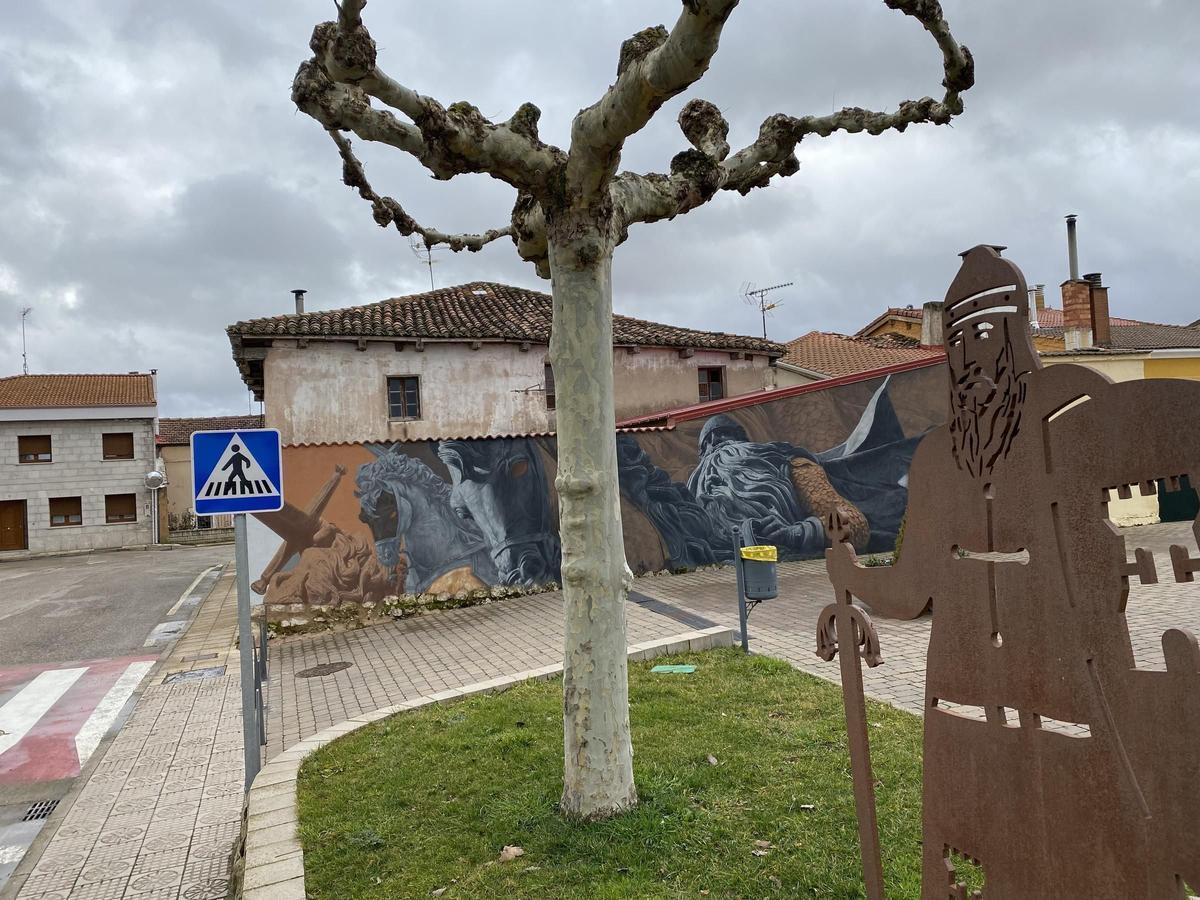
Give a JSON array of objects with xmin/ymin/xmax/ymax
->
[
  {"xmin": 73, "ymin": 661, "xmax": 154, "ymax": 768},
  {"xmin": 0, "ymin": 669, "xmax": 87, "ymax": 757}
]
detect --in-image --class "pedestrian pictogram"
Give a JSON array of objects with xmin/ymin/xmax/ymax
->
[{"xmin": 191, "ymin": 429, "xmax": 284, "ymax": 515}]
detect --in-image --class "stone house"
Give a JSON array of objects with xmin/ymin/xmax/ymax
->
[
  {"xmin": 156, "ymin": 414, "xmax": 264, "ymax": 533},
  {"xmin": 0, "ymin": 374, "xmax": 160, "ymax": 555},
  {"xmin": 227, "ymin": 282, "xmax": 784, "ymax": 444}
]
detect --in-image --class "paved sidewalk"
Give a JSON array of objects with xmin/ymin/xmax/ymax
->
[
  {"xmin": 10, "ymin": 574, "xmax": 245, "ymax": 900},
  {"xmin": 265, "ymin": 587, "xmax": 717, "ymax": 759}
]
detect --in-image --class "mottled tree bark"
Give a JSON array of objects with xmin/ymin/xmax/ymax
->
[
  {"xmin": 293, "ymin": 0, "xmax": 974, "ymax": 822},
  {"xmin": 547, "ymin": 212, "xmax": 636, "ymax": 818}
]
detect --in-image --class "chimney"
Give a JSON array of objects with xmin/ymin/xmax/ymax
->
[
  {"xmin": 920, "ymin": 301, "xmax": 944, "ymax": 348},
  {"xmin": 291, "ymin": 289, "xmax": 307, "ymax": 315},
  {"xmin": 1034, "ymin": 284, "xmax": 1046, "ymax": 312},
  {"xmin": 1061, "ymin": 216, "xmax": 1092, "ymax": 350},
  {"xmin": 1065, "ymin": 214, "xmax": 1080, "ymax": 281},
  {"xmin": 1085, "ymin": 272, "xmax": 1111, "ymax": 348}
]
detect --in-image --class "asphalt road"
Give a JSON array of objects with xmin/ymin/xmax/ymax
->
[{"xmin": 0, "ymin": 545, "xmax": 231, "ymax": 666}]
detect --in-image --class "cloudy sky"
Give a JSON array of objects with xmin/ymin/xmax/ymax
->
[{"xmin": 2, "ymin": 1, "xmax": 1197, "ymax": 415}]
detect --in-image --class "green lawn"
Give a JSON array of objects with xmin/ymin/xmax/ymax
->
[{"xmin": 298, "ymin": 648, "xmax": 928, "ymax": 899}]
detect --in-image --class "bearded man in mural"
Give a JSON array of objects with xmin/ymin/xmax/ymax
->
[{"xmin": 686, "ymin": 379, "xmax": 921, "ymax": 557}]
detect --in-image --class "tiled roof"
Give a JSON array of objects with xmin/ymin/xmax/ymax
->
[
  {"xmin": 158, "ymin": 415, "xmax": 265, "ymax": 446},
  {"xmin": 0, "ymin": 374, "xmax": 156, "ymax": 409},
  {"xmin": 228, "ymin": 282, "xmax": 782, "ymax": 354},
  {"xmin": 782, "ymin": 331, "xmax": 943, "ymax": 377},
  {"xmin": 862, "ymin": 306, "xmax": 1199, "ymax": 349}
]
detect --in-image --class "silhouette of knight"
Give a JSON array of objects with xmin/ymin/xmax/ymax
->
[
  {"xmin": 826, "ymin": 245, "xmax": 1200, "ymax": 898},
  {"xmin": 222, "ymin": 443, "xmax": 253, "ymax": 495}
]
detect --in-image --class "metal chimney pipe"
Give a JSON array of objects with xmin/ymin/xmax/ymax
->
[
  {"xmin": 1065, "ymin": 215, "xmax": 1080, "ymax": 281},
  {"xmin": 291, "ymin": 289, "xmax": 307, "ymax": 315}
]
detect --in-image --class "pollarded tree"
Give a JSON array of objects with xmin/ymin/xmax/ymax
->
[{"xmin": 293, "ymin": 0, "xmax": 972, "ymax": 821}]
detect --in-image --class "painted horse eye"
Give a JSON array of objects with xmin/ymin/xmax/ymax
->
[
  {"xmin": 454, "ymin": 505, "xmax": 473, "ymax": 520},
  {"xmin": 510, "ymin": 459, "xmax": 530, "ymax": 478}
]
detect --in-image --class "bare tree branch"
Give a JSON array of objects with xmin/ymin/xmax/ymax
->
[
  {"xmin": 329, "ymin": 130, "xmax": 513, "ymax": 253},
  {"xmin": 618, "ymin": 0, "xmax": 973, "ymax": 226},
  {"xmin": 296, "ymin": 3, "xmax": 565, "ymax": 193},
  {"xmin": 567, "ymin": 0, "xmax": 740, "ymax": 201}
]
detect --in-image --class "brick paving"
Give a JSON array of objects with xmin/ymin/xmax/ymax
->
[
  {"xmin": 12, "ymin": 520, "xmax": 1197, "ymax": 898},
  {"xmin": 265, "ymin": 589, "xmax": 711, "ymax": 759}
]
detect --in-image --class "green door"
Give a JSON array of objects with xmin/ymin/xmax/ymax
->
[{"xmin": 1158, "ymin": 475, "xmax": 1200, "ymax": 522}]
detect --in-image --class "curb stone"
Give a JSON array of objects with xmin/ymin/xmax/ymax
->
[{"xmin": 230, "ymin": 625, "xmax": 734, "ymax": 899}]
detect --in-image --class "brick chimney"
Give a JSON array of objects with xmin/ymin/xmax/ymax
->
[
  {"xmin": 1062, "ymin": 279, "xmax": 1093, "ymax": 350},
  {"xmin": 1084, "ymin": 273, "xmax": 1111, "ymax": 348},
  {"xmin": 920, "ymin": 301, "xmax": 944, "ymax": 348}
]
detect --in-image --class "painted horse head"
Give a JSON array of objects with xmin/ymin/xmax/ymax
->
[
  {"xmin": 436, "ymin": 438, "xmax": 561, "ymax": 586},
  {"xmin": 355, "ymin": 447, "xmax": 497, "ymax": 593}
]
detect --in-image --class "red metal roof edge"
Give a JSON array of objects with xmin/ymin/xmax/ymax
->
[
  {"xmin": 279, "ymin": 424, "xmax": 675, "ymax": 449},
  {"xmin": 616, "ymin": 354, "xmax": 947, "ymax": 428}
]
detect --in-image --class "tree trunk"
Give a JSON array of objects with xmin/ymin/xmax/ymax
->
[{"xmin": 548, "ymin": 221, "xmax": 637, "ymax": 821}]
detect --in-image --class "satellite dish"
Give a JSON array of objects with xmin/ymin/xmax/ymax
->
[{"xmin": 144, "ymin": 470, "xmax": 166, "ymax": 490}]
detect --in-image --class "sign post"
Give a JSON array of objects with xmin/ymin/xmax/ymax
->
[{"xmin": 191, "ymin": 428, "xmax": 284, "ymax": 792}]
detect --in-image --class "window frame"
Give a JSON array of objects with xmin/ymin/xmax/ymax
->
[
  {"xmin": 697, "ymin": 366, "xmax": 726, "ymax": 403},
  {"xmin": 49, "ymin": 496, "xmax": 83, "ymax": 528},
  {"xmin": 104, "ymin": 493, "xmax": 138, "ymax": 524},
  {"xmin": 101, "ymin": 432, "xmax": 136, "ymax": 461},
  {"xmin": 18, "ymin": 434, "xmax": 52, "ymax": 464},
  {"xmin": 386, "ymin": 375, "xmax": 422, "ymax": 421}
]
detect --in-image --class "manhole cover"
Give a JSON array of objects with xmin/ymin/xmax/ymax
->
[
  {"xmin": 22, "ymin": 799, "xmax": 59, "ymax": 821},
  {"xmin": 162, "ymin": 666, "xmax": 226, "ymax": 685},
  {"xmin": 296, "ymin": 661, "xmax": 354, "ymax": 678}
]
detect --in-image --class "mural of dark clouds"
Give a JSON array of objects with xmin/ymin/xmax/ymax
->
[{"xmin": 1, "ymin": 1, "xmax": 1197, "ymax": 415}]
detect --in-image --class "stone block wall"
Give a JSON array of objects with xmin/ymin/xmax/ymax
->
[{"xmin": 0, "ymin": 417, "xmax": 157, "ymax": 555}]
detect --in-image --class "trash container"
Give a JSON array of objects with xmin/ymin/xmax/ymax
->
[{"xmin": 739, "ymin": 545, "xmax": 778, "ymax": 600}]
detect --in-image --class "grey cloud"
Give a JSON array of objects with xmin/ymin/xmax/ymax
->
[{"xmin": 1, "ymin": 0, "xmax": 1197, "ymax": 415}]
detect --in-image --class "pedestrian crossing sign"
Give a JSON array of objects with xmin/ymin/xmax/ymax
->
[{"xmin": 191, "ymin": 428, "xmax": 284, "ymax": 515}]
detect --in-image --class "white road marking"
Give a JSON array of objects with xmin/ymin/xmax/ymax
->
[
  {"xmin": 167, "ymin": 565, "xmax": 221, "ymax": 616},
  {"xmin": 0, "ymin": 668, "xmax": 87, "ymax": 757},
  {"xmin": 73, "ymin": 661, "xmax": 154, "ymax": 767},
  {"xmin": 0, "ymin": 844, "xmax": 26, "ymax": 865}
]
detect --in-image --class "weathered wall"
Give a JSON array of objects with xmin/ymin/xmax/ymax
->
[
  {"xmin": 161, "ymin": 444, "xmax": 192, "ymax": 524},
  {"xmin": 248, "ymin": 364, "xmax": 947, "ymax": 621},
  {"xmin": 611, "ymin": 348, "xmax": 775, "ymax": 419},
  {"xmin": 263, "ymin": 339, "xmax": 776, "ymax": 444},
  {"xmin": 0, "ymin": 418, "xmax": 156, "ymax": 555}
]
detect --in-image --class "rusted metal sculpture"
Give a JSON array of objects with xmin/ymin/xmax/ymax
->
[{"xmin": 820, "ymin": 244, "xmax": 1200, "ymax": 898}]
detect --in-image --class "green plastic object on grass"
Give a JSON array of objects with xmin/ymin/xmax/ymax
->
[{"xmin": 651, "ymin": 664, "xmax": 697, "ymax": 674}]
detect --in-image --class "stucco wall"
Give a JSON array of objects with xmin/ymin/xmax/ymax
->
[
  {"xmin": 0, "ymin": 418, "xmax": 156, "ymax": 555},
  {"xmin": 1144, "ymin": 357, "xmax": 1200, "ymax": 381},
  {"xmin": 611, "ymin": 348, "xmax": 775, "ymax": 420},
  {"xmin": 263, "ymin": 340, "xmax": 777, "ymax": 444}
]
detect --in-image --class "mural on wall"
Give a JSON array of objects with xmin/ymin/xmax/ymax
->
[{"xmin": 249, "ymin": 364, "xmax": 947, "ymax": 616}]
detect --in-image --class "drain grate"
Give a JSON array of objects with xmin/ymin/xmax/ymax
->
[
  {"xmin": 296, "ymin": 661, "xmax": 354, "ymax": 678},
  {"xmin": 162, "ymin": 666, "xmax": 226, "ymax": 685},
  {"xmin": 22, "ymin": 799, "xmax": 59, "ymax": 822}
]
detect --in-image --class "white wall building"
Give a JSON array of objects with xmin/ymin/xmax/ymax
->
[
  {"xmin": 228, "ymin": 282, "xmax": 784, "ymax": 445},
  {"xmin": 0, "ymin": 374, "xmax": 160, "ymax": 555}
]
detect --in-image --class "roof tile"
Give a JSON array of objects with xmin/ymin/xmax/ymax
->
[
  {"xmin": 0, "ymin": 374, "xmax": 156, "ymax": 409},
  {"xmin": 783, "ymin": 332, "xmax": 942, "ymax": 377},
  {"xmin": 228, "ymin": 282, "xmax": 782, "ymax": 354},
  {"xmin": 158, "ymin": 414, "xmax": 265, "ymax": 446}
]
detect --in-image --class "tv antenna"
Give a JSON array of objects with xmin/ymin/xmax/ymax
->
[
  {"xmin": 20, "ymin": 307, "xmax": 32, "ymax": 375},
  {"xmin": 742, "ymin": 282, "xmax": 793, "ymax": 339},
  {"xmin": 410, "ymin": 236, "xmax": 443, "ymax": 291}
]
